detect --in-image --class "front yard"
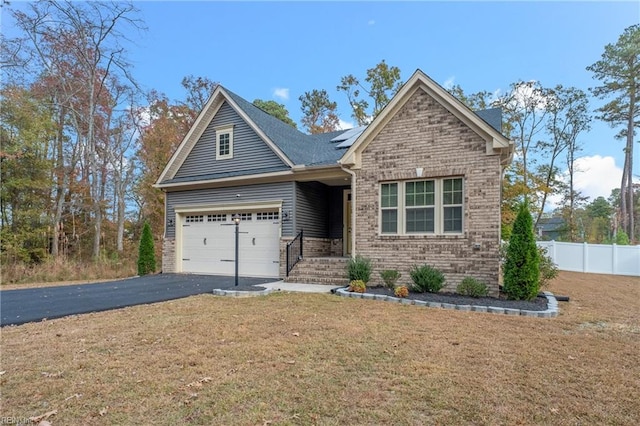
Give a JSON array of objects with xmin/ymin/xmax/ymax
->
[{"xmin": 1, "ymin": 271, "xmax": 639, "ymax": 425}]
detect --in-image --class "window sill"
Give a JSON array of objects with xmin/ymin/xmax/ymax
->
[{"xmin": 377, "ymin": 233, "xmax": 467, "ymax": 240}]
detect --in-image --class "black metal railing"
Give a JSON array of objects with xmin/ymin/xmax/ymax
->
[{"xmin": 286, "ymin": 229, "xmax": 303, "ymax": 277}]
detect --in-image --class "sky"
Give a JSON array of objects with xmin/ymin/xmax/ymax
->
[{"xmin": 3, "ymin": 1, "xmax": 640, "ymax": 208}]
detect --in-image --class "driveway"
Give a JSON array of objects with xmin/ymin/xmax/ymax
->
[{"xmin": 1, "ymin": 274, "xmax": 276, "ymax": 327}]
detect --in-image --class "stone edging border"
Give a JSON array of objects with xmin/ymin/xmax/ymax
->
[
  {"xmin": 212, "ymin": 288, "xmax": 274, "ymax": 298},
  {"xmin": 335, "ymin": 288, "xmax": 559, "ymax": 318}
]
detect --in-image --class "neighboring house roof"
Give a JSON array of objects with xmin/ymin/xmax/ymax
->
[
  {"xmin": 156, "ymin": 69, "xmax": 514, "ymax": 187},
  {"xmin": 536, "ymin": 217, "xmax": 565, "ymax": 232}
]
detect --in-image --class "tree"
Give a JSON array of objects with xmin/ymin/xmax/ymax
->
[
  {"xmin": 503, "ymin": 203, "xmax": 539, "ymax": 301},
  {"xmin": 181, "ymin": 75, "xmax": 218, "ymax": 113},
  {"xmin": 337, "ymin": 60, "xmax": 402, "ymax": 125},
  {"xmin": 252, "ymin": 99, "xmax": 297, "ymax": 128},
  {"xmin": 587, "ymin": 24, "xmax": 640, "ymax": 242},
  {"xmin": 536, "ymin": 86, "xmax": 590, "ymax": 230},
  {"xmin": 12, "ymin": 0, "xmax": 144, "ymax": 259},
  {"xmin": 137, "ymin": 221, "xmax": 156, "ymax": 275},
  {"xmin": 448, "ymin": 84, "xmax": 493, "ymax": 110},
  {"xmin": 299, "ymin": 89, "xmax": 340, "ymax": 134},
  {"xmin": 495, "ymin": 81, "xmax": 550, "ymax": 201}
]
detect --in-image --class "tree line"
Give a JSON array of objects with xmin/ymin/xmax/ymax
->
[{"xmin": 1, "ymin": 1, "xmax": 637, "ymax": 282}]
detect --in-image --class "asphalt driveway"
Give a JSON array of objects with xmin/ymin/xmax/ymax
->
[{"xmin": 1, "ymin": 274, "xmax": 276, "ymax": 327}]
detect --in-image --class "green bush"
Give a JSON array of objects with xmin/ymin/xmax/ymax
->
[
  {"xmin": 537, "ymin": 246, "xmax": 559, "ymax": 288},
  {"xmin": 348, "ymin": 279, "xmax": 366, "ymax": 293},
  {"xmin": 347, "ymin": 256, "xmax": 373, "ymax": 283},
  {"xmin": 503, "ymin": 203, "xmax": 539, "ymax": 300},
  {"xmin": 380, "ymin": 269, "xmax": 401, "ymax": 290},
  {"xmin": 456, "ymin": 277, "xmax": 489, "ymax": 298},
  {"xmin": 409, "ymin": 264, "xmax": 445, "ymax": 293},
  {"xmin": 137, "ymin": 221, "xmax": 156, "ymax": 276}
]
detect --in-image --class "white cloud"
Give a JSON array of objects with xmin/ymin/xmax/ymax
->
[
  {"xmin": 545, "ymin": 155, "xmax": 630, "ymax": 211},
  {"xmin": 368, "ymin": 19, "xmax": 375, "ymax": 25},
  {"xmin": 572, "ymin": 155, "xmax": 624, "ymax": 200},
  {"xmin": 443, "ymin": 76, "xmax": 455, "ymax": 90},
  {"xmin": 273, "ymin": 87, "xmax": 289, "ymax": 101},
  {"xmin": 337, "ymin": 118, "xmax": 355, "ymax": 130}
]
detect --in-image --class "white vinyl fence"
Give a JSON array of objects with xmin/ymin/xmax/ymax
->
[{"xmin": 537, "ymin": 241, "xmax": 640, "ymax": 277}]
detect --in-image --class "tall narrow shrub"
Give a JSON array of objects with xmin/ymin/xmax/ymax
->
[
  {"xmin": 137, "ymin": 221, "xmax": 156, "ymax": 275},
  {"xmin": 503, "ymin": 203, "xmax": 539, "ymax": 300}
]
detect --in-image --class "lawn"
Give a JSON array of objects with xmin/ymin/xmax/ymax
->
[{"xmin": 1, "ymin": 271, "xmax": 639, "ymax": 425}]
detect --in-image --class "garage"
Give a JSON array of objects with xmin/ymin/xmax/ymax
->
[{"xmin": 180, "ymin": 210, "xmax": 280, "ymax": 277}]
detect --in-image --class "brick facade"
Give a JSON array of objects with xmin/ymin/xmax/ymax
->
[
  {"xmin": 162, "ymin": 237, "xmax": 176, "ymax": 273},
  {"xmin": 354, "ymin": 89, "xmax": 503, "ymax": 295}
]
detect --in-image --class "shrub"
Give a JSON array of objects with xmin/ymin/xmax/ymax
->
[
  {"xmin": 137, "ymin": 221, "xmax": 156, "ymax": 276},
  {"xmin": 456, "ymin": 277, "xmax": 489, "ymax": 298},
  {"xmin": 409, "ymin": 264, "xmax": 445, "ymax": 293},
  {"xmin": 537, "ymin": 246, "xmax": 559, "ymax": 288},
  {"xmin": 503, "ymin": 203, "xmax": 539, "ymax": 300},
  {"xmin": 394, "ymin": 285, "xmax": 409, "ymax": 298},
  {"xmin": 348, "ymin": 280, "xmax": 366, "ymax": 293},
  {"xmin": 380, "ymin": 269, "xmax": 401, "ymax": 290},
  {"xmin": 347, "ymin": 256, "xmax": 373, "ymax": 283}
]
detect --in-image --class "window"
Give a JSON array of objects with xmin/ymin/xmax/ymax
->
[
  {"xmin": 381, "ymin": 183, "xmax": 398, "ymax": 234},
  {"xmin": 185, "ymin": 215, "xmax": 204, "ymax": 223},
  {"xmin": 379, "ymin": 177, "xmax": 464, "ymax": 235},
  {"xmin": 256, "ymin": 212, "xmax": 279, "ymax": 221},
  {"xmin": 443, "ymin": 178, "xmax": 463, "ymax": 233},
  {"xmin": 208, "ymin": 214, "xmax": 227, "ymax": 222},
  {"xmin": 233, "ymin": 212, "xmax": 252, "ymax": 221},
  {"xmin": 215, "ymin": 124, "xmax": 234, "ymax": 160}
]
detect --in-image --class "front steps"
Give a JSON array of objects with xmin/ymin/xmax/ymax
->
[{"xmin": 284, "ymin": 257, "xmax": 350, "ymax": 286}]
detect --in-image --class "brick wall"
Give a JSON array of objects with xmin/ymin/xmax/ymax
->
[
  {"xmin": 162, "ymin": 238, "xmax": 176, "ymax": 273},
  {"xmin": 354, "ymin": 88, "xmax": 503, "ymax": 295}
]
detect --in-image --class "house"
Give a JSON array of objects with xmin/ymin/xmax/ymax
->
[
  {"xmin": 155, "ymin": 70, "xmax": 514, "ymax": 294},
  {"xmin": 536, "ymin": 217, "xmax": 566, "ymax": 241}
]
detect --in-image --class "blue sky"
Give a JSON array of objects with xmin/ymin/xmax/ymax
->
[{"xmin": 4, "ymin": 1, "xmax": 640, "ymax": 204}]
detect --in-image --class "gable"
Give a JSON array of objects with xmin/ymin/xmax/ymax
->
[
  {"xmin": 340, "ymin": 69, "xmax": 513, "ymax": 169},
  {"xmin": 361, "ymin": 88, "xmax": 489, "ymax": 164},
  {"xmin": 172, "ymin": 101, "xmax": 289, "ymax": 181}
]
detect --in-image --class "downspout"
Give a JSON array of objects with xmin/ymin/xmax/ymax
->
[{"xmin": 340, "ymin": 165, "xmax": 357, "ymax": 258}]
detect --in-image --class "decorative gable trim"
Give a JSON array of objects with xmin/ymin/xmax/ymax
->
[
  {"xmin": 155, "ymin": 87, "xmax": 294, "ymax": 186},
  {"xmin": 339, "ymin": 69, "xmax": 514, "ymax": 169}
]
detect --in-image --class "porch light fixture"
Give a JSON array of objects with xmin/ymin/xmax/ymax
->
[{"xmin": 232, "ymin": 214, "xmax": 240, "ymax": 286}]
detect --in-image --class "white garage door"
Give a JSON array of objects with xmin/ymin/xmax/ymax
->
[{"xmin": 181, "ymin": 211, "xmax": 280, "ymax": 277}]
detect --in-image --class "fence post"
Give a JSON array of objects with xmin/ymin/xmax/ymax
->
[
  {"xmin": 583, "ymin": 242, "xmax": 589, "ymax": 273},
  {"xmin": 551, "ymin": 240, "xmax": 556, "ymax": 263},
  {"xmin": 612, "ymin": 243, "xmax": 617, "ymax": 275}
]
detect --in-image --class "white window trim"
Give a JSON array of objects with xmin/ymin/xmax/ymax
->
[
  {"xmin": 215, "ymin": 124, "xmax": 234, "ymax": 160},
  {"xmin": 378, "ymin": 177, "xmax": 464, "ymax": 236}
]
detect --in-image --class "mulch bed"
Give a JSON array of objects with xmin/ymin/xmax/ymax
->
[{"xmin": 361, "ymin": 287, "xmax": 549, "ymax": 311}]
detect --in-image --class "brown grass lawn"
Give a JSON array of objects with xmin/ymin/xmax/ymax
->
[{"xmin": 1, "ymin": 271, "xmax": 639, "ymax": 425}]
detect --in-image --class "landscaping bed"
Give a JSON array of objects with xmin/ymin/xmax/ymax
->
[{"xmin": 357, "ymin": 286, "xmax": 549, "ymax": 311}]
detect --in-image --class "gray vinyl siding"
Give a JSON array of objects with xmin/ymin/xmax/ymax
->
[
  {"xmin": 294, "ymin": 182, "xmax": 330, "ymax": 238},
  {"xmin": 165, "ymin": 182, "xmax": 295, "ymax": 238},
  {"xmin": 174, "ymin": 101, "xmax": 288, "ymax": 179},
  {"xmin": 328, "ymin": 186, "xmax": 348, "ymax": 239}
]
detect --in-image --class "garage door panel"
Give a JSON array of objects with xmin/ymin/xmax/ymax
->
[{"xmin": 180, "ymin": 211, "xmax": 280, "ymax": 277}]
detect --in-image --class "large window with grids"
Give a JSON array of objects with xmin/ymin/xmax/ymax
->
[{"xmin": 379, "ymin": 177, "xmax": 463, "ymax": 235}]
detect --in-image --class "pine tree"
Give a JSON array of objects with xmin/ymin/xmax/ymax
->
[
  {"xmin": 137, "ymin": 222, "xmax": 156, "ymax": 276},
  {"xmin": 503, "ymin": 203, "xmax": 540, "ymax": 300}
]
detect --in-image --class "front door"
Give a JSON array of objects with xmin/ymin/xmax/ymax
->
[{"xmin": 343, "ymin": 190, "xmax": 352, "ymax": 256}]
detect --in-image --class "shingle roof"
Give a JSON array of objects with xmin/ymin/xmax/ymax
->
[
  {"xmin": 224, "ymin": 88, "xmax": 345, "ymax": 167},
  {"xmin": 475, "ymin": 108, "xmax": 503, "ymax": 133},
  {"xmin": 224, "ymin": 87, "xmax": 505, "ymax": 167}
]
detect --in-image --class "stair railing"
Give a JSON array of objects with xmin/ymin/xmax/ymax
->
[{"xmin": 286, "ymin": 229, "xmax": 303, "ymax": 277}]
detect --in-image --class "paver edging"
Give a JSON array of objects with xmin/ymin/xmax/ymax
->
[
  {"xmin": 212, "ymin": 288, "xmax": 273, "ymax": 298},
  {"xmin": 335, "ymin": 287, "xmax": 559, "ymax": 318}
]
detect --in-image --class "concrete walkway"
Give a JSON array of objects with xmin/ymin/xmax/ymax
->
[{"xmin": 257, "ymin": 281, "xmax": 342, "ymax": 293}]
